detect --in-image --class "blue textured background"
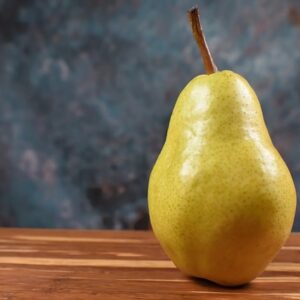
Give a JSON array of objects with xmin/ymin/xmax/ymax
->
[{"xmin": 0, "ymin": 0, "xmax": 299, "ymax": 230}]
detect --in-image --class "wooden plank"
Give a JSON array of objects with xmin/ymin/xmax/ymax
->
[{"xmin": 0, "ymin": 229, "xmax": 298, "ymax": 299}]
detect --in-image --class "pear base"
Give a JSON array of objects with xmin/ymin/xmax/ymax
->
[{"xmin": 188, "ymin": 275, "xmax": 250, "ymax": 288}]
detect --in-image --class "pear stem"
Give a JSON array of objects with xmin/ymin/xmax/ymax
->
[{"xmin": 187, "ymin": 7, "xmax": 218, "ymax": 74}]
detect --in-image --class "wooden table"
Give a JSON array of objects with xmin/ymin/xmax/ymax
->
[{"xmin": 0, "ymin": 229, "xmax": 299, "ymax": 299}]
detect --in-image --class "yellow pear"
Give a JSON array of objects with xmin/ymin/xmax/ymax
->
[{"xmin": 148, "ymin": 7, "xmax": 296, "ymax": 286}]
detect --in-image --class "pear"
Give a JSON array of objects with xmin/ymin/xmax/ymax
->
[{"xmin": 148, "ymin": 7, "xmax": 296, "ymax": 286}]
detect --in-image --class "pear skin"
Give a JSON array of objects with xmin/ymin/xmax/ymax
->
[{"xmin": 148, "ymin": 70, "xmax": 296, "ymax": 286}]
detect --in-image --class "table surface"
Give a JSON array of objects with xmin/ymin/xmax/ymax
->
[{"xmin": 0, "ymin": 229, "xmax": 299, "ymax": 299}]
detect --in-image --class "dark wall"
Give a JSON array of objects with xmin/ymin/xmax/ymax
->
[{"xmin": 0, "ymin": 0, "xmax": 299, "ymax": 230}]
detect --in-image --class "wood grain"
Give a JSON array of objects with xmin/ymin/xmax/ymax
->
[{"xmin": 0, "ymin": 229, "xmax": 299, "ymax": 299}]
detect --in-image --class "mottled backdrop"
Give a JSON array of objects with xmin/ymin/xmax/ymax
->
[{"xmin": 0, "ymin": 0, "xmax": 299, "ymax": 230}]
